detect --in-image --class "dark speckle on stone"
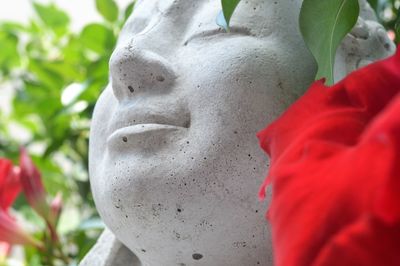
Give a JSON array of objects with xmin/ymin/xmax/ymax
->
[
  {"xmin": 128, "ymin": 86, "xmax": 134, "ymax": 93},
  {"xmin": 177, "ymin": 208, "xmax": 182, "ymax": 212},
  {"xmin": 192, "ymin": 253, "xmax": 203, "ymax": 260},
  {"xmin": 156, "ymin": 75, "xmax": 165, "ymax": 82},
  {"xmin": 122, "ymin": 136, "xmax": 128, "ymax": 142},
  {"xmin": 141, "ymin": 249, "xmax": 146, "ymax": 253}
]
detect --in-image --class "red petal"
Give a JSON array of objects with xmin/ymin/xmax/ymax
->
[
  {"xmin": 0, "ymin": 160, "xmax": 21, "ymax": 210},
  {"xmin": 258, "ymin": 48, "xmax": 400, "ymax": 265},
  {"xmin": 313, "ymin": 217, "xmax": 400, "ymax": 266}
]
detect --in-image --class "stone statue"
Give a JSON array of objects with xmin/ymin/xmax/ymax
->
[{"xmin": 81, "ymin": 0, "xmax": 394, "ymax": 265}]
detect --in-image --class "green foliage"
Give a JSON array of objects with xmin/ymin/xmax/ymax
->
[
  {"xmin": 124, "ymin": 2, "xmax": 136, "ymax": 21},
  {"xmin": 218, "ymin": 0, "xmax": 241, "ymax": 31},
  {"xmin": 96, "ymin": 0, "xmax": 119, "ymax": 22},
  {"xmin": 33, "ymin": 2, "xmax": 70, "ymax": 36},
  {"xmin": 0, "ymin": 30, "xmax": 20, "ymax": 73},
  {"xmin": 369, "ymin": 0, "xmax": 400, "ymax": 43},
  {"xmin": 80, "ymin": 24, "xmax": 116, "ymax": 53},
  {"xmin": 368, "ymin": 0, "xmax": 379, "ymax": 10},
  {"xmin": 396, "ymin": 14, "xmax": 400, "ymax": 38},
  {"xmin": 300, "ymin": 0, "xmax": 360, "ymax": 85},
  {"xmin": 0, "ymin": 1, "xmax": 135, "ymax": 264}
]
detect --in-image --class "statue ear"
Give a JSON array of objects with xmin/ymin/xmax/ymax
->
[
  {"xmin": 79, "ymin": 228, "xmax": 140, "ymax": 266},
  {"xmin": 359, "ymin": 0, "xmax": 378, "ymax": 21},
  {"xmin": 334, "ymin": 0, "xmax": 395, "ymax": 82}
]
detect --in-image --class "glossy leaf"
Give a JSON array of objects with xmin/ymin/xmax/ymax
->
[
  {"xmin": 96, "ymin": 0, "xmax": 119, "ymax": 23},
  {"xmin": 299, "ymin": 0, "xmax": 360, "ymax": 85},
  {"xmin": 217, "ymin": 0, "xmax": 241, "ymax": 31}
]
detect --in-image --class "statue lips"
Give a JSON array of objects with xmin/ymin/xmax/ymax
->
[{"xmin": 106, "ymin": 108, "xmax": 190, "ymax": 152}]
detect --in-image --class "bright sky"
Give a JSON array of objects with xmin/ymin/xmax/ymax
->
[{"xmin": 0, "ymin": 0, "xmax": 133, "ymax": 31}]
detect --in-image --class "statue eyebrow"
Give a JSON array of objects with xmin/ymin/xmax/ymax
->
[
  {"xmin": 155, "ymin": 0, "xmax": 200, "ymax": 14},
  {"xmin": 183, "ymin": 26, "xmax": 254, "ymax": 45}
]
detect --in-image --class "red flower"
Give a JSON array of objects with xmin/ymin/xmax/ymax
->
[
  {"xmin": 0, "ymin": 160, "xmax": 20, "ymax": 211},
  {"xmin": 0, "ymin": 159, "xmax": 42, "ymax": 248},
  {"xmin": 258, "ymin": 49, "xmax": 400, "ymax": 266}
]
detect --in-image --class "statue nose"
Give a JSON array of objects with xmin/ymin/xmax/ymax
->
[{"xmin": 109, "ymin": 41, "xmax": 177, "ymax": 102}]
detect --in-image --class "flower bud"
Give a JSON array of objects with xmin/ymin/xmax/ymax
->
[
  {"xmin": 49, "ymin": 192, "xmax": 63, "ymax": 226},
  {"xmin": 19, "ymin": 148, "xmax": 49, "ymax": 219}
]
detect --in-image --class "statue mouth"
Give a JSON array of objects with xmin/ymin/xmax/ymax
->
[{"xmin": 106, "ymin": 109, "xmax": 191, "ymax": 152}]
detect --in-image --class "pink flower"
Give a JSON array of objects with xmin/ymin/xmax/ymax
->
[
  {"xmin": 49, "ymin": 192, "xmax": 62, "ymax": 227},
  {"xmin": 47, "ymin": 192, "xmax": 63, "ymax": 242}
]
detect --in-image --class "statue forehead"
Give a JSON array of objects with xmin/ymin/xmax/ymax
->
[
  {"xmin": 135, "ymin": 0, "xmax": 208, "ymax": 12},
  {"xmin": 134, "ymin": 0, "xmax": 272, "ymax": 16},
  {"xmin": 129, "ymin": 0, "xmax": 281, "ymax": 37}
]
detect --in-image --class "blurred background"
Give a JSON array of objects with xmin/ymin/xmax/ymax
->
[
  {"xmin": 0, "ymin": 0, "xmax": 398, "ymax": 265},
  {"xmin": 0, "ymin": 0, "xmax": 134, "ymax": 265}
]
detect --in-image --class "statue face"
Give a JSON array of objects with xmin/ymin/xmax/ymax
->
[{"xmin": 89, "ymin": 0, "xmax": 314, "ymax": 265}]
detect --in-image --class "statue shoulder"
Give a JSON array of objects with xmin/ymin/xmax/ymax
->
[{"xmin": 79, "ymin": 228, "xmax": 141, "ymax": 266}]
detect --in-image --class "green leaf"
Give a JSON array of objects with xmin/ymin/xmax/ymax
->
[
  {"xmin": 0, "ymin": 30, "xmax": 20, "ymax": 71},
  {"xmin": 96, "ymin": 0, "xmax": 119, "ymax": 23},
  {"xmin": 124, "ymin": 1, "xmax": 136, "ymax": 22},
  {"xmin": 299, "ymin": 0, "xmax": 360, "ymax": 85},
  {"xmin": 28, "ymin": 58, "xmax": 65, "ymax": 89},
  {"xmin": 367, "ymin": 0, "xmax": 378, "ymax": 10},
  {"xmin": 33, "ymin": 2, "xmax": 70, "ymax": 36},
  {"xmin": 80, "ymin": 23, "xmax": 116, "ymax": 53},
  {"xmin": 217, "ymin": 0, "xmax": 241, "ymax": 31}
]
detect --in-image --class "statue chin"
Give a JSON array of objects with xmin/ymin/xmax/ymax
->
[{"xmin": 81, "ymin": 0, "xmax": 394, "ymax": 265}]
